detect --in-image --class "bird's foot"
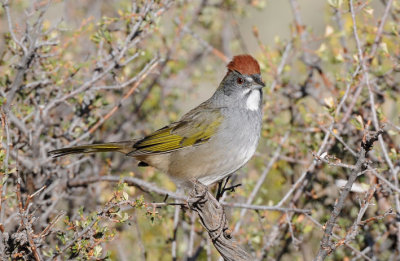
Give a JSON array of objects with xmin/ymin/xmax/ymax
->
[{"xmin": 215, "ymin": 176, "xmax": 241, "ymax": 201}]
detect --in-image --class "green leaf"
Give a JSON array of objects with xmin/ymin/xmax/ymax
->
[
  {"xmin": 93, "ymin": 245, "xmax": 102, "ymax": 258},
  {"xmin": 122, "ymin": 191, "xmax": 129, "ymax": 201},
  {"xmin": 327, "ymin": 0, "xmax": 343, "ymax": 8},
  {"xmin": 350, "ymin": 115, "xmax": 364, "ymax": 130}
]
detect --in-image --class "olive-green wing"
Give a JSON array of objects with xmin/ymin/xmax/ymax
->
[{"xmin": 129, "ymin": 107, "xmax": 222, "ymax": 155}]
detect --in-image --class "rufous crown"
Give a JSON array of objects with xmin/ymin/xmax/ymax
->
[{"xmin": 227, "ymin": 54, "xmax": 261, "ymax": 75}]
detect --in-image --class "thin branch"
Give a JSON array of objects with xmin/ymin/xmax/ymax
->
[
  {"xmin": 187, "ymin": 211, "xmax": 197, "ymax": 259},
  {"xmin": 320, "ymin": 124, "xmax": 358, "ymax": 157},
  {"xmin": 349, "ymin": 0, "xmax": 400, "ymax": 255},
  {"xmin": 2, "ymin": 0, "xmax": 27, "ymax": 54},
  {"xmin": 68, "ymin": 175, "xmax": 311, "ymax": 214},
  {"xmin": 285, "ymin": 211, "xmax": 301, "ymax": 248},
  {"xmin": 175, "ymin": 18, "xmax": 228, "ymax": 63},
  {"xmin": 37, "ymin": 211, "xmax": 65, "ymax": 239},
  {"xmin": 68, "ymin": 58, "xmax": 160, "ymax": 147},
  {"xmin": 369, "ymin": 167, "xmax": 400, "ymax": 194},
  {"xmin": 171, "ymin": 187, "xmax": 182, "ymax": 261},
  {"xmin": 16, "ymin": 175, "xmax": 42, "ymax": 261},
  {"xmin": 306, "ymin": 214, "xmax": 373, "ymax": 261},
  {"xmin": 314, "ymin": 130, "xmax": 382, "ymax": 260},
  {"xmin": 336, "ymin": 186, "xmax": 377, "ymax": 248},
  {"xmin": 222, "ymin": 202, "xmax": 310, "ymax": 214},
  {"xmin": 270, "ymin": 42, "xmax": 292, "ymax": 92},
  {"xmin": 0, "ymin": 112, "xmax": 10, "ymax": 255},
  {"xmin": 313, "ymin": 152, "xmax": 357, "ymax": 170},
  {"xmin": 368, "ymin": 0, "xmax": 394, "ymax": 61},
  {"xmin": 67, "ymin": 176, "xmax": 186, "ymax": 201}
]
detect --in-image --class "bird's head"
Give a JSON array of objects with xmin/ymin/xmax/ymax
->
[{"xmin": 216, "ymin": 54, "xmax": 265, "ymax": 111}]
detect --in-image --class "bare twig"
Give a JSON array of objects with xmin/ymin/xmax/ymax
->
[
  {"xmin": 314, "ymin": 130, "xmax": 383, "ymax": 260},
  {"xmin": 69, "ymin": 58, "xmax": 160, "ymax": 146},
  {"xmin": 368, "ymin": 0, "xmax": 394, "ymax": 61},
  {"xmin": 369, "ymin": 167, "xmax": 400, "ymax": 194},
  {"xmin": 187, "ymin": 211, "xmax": 197, "ymax": 259},
  {"xmin": 269, "ymin": 42, "xmax": 292, "ymax": 92},
  {"xmin": 171, "ymin": 186, "xmax": 182, "ymax": 261},
  {"xmin": 313, "ymin": 152, "xmax": 357, "ymax": 170},
  {"xmin": 16, "ymin": 175, "xmax": 42, "ymax": 261},
  {"xmin": 67, "ymin": 176, "xmax": 186, "ymax": 201},
  {"xmin": 349, "ymin": 0, "xmax": 400, "ymax": 255},
  {"xmin": 222, "ymin": 202, "xmax": 310, "ymax": 214},
  {"xmin": 306, "ymin": 214, "xmax": 373, "ymax": 261},
  {"xmin": 0, "ymin": 112, "xmax": 10, "ymax": 255},
  {"xmin": 175, "ymin": 18, "xmax": 228, "ymax": 63}
]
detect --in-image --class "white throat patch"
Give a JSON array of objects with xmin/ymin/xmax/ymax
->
[{"xmin": 246, "ymin": 90, "xmax": 260, "ymax": 111}]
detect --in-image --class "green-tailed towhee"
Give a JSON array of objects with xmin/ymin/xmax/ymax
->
[{"xmin": 49, "ymin": 54, "xmax": 265, "ymax": 186}]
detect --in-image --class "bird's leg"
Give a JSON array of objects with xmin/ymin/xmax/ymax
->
[
  {"xmin": 215, "ymin": 176, "xmax": 241, "ymax": 201},
  {"xmin": 163, "ymin": 194, "xmax": 169, "ymax": 202},
  {"xmin": 216, "ymin": 177, "xmax": 229, "ymax": 201}
]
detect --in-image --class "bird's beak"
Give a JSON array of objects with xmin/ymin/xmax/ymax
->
[
  {"xmin": 250, "ymin": 75, "xmax": 265, "ymax": 90},
  {"xmin": 252, "ymin": 79, "xmax": 265, "ymax": 90}
]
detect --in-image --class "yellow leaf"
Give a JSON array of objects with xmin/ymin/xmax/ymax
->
[
  {"xmin": 356, "ymin": 115, "xmax": 364, "ymax": 130},
  {"xmin": 325, "ymin": 25, "xmax": 334, "ymax": 37},
  {"xmin": 335, "ymin": 53, "xmax": 344, "ymax": 62},
  {"xmin": 328, "ymin": 0, "xmax": 343, "ymax": 8},
  {"xmin": 122, "ymin": 191, "xmax": 129, "ymax": 201},
  {"xmin": 380, "ymin": 42, "xmax": 389, "ymax": 54},
  {"xmin": 43, "ymin": 19, "xmax": 51, "ymax": 31},
  {"xmin": 353, "ymin": 54, "xmax": 359, "ymax": 62},
  {"xmin": 317, "ymin": 43, "xmax": 327, "ymax": 54},
  {"xmin": 324, "ymin": 97, "xmax": 335, "ymax": 108},
  {"xmin": 364, "ymin": 7, "xmax": 374, "ymax": 15},
  {"xmin": 50, "ymin": 31, "xmax": 58, "ymax": 39}
]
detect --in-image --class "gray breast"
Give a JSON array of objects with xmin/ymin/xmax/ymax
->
[
  {"xmin": 165, "ymin": 106, "xmax": 262, "ymax": 186},
  {"xmin": 196, "ymin": 107, "xmax": 262, "ymax": 185}
]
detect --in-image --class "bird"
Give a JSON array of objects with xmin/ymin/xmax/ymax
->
[{"xmin": 48, "ymin": 54, "xmax": 265, "ymax": 187}]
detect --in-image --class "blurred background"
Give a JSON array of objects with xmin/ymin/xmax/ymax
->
[{"xmin": 1, "ymin": 0, "xmax": 399, "ymax": 260}]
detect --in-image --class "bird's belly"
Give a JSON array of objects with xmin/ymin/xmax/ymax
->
[{"xmin": 167, "ymin": 133, "xmax": 259, "ymax": 186}]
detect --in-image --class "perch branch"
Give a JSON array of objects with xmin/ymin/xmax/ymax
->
[{"xmin": 188, "ymin": 180, "xmax": 252, "ymax": 261}]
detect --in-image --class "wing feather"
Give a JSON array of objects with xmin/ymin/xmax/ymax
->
[{"xmin": 129, "ymin": 107, "xmax": 222, "ymax": 155}]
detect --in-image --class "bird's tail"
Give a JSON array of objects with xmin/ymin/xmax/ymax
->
[{"xmin": 48, "ymin": 141, "xmax": 136, "ymax": 158}]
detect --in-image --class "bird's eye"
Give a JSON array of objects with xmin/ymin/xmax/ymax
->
[{"xmin": 237, "ymin": 77, "xmax": 244, "ymax": 84}]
